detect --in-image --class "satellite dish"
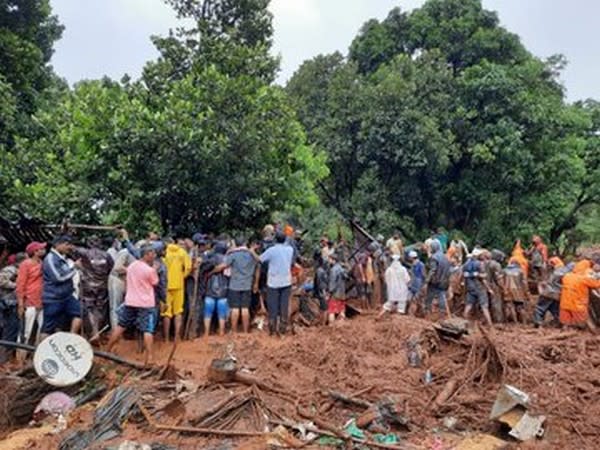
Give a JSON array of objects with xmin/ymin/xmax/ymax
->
[{"xmin": 33, "ymin": 332, "xmax": 94, "ymax": 387}]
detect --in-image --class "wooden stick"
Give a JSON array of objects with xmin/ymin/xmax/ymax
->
[
  {"xmin": 138, "ymin": 401, "xmax": 266, "ymax": 437},
  {"xmin": 159, "ymin": 340, "xmax": 178, "ymax": 380},
  {"xmin": 184, "ymin": 274, "xmax": 200, "ymax": 340},
  {"xmin": 319, "ymin": 384, "xmax": 374, "ymax": 414},
  {"xmin": 0, "ymin": 340, "xmax": 146, "ymax": 370},
  {"xmin": 326, "ymin": 390, "xmax": 373, "ymax": 409}
]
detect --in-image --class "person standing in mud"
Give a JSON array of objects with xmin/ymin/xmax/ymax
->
[
  {"xmin": 379, "ymin": 254, "xmax": 410, "ymax": 317},
  {"xmin": 313, "ymin": 251, "xmax": 329, "ymax": 325},
  {"xmin": 16, "ymin": 242, "xmax": 46, "ymax": 345},
  {"xmin": 260, "ymin": 231, "xmax": 294, "ymax": 335},
  {"xmin": 501, "ymin": 258, "xmax": 530, "ymax": 323},
  {"xmin": 327, "ymin": 253, "xmax": 347, "ymax": 323},
  {"xmin": 107, "ymin": 245, "xmax": 159, "ymax": 366},
  {"xmin": 407, "ymin": 250, "xmax": 425, "ymax": 314},
  {"xmin": 162, "ymin": 238, "xmax": 192, "ymax": 342},
  {"xmin": 485, "ymin": 250, "xmax": 506, "ymax": 323},
  {"xmin": 534, "ymin": 257, "xmax": 568, "ymax": 327},
  {"xmin": 0, "ymin": 253, "xmax": 26, "ymax": 363},
  {"xmin": 527, "ymin": 235, "xmax": 549, "ymax": 284},
  {"xmin": 462, "ymin": 249, "xmax": 494, "ymax": 326},
  {"xmin": 216, "ymin": 236, "xmax": 260, "ymax": 334},
  {"xmin": 559, "ymin": 260, "xmax": 600, "ymax": 333},
  {"xmin": 424, "ymin": 240, "xmax": 452, "ymax": 318},
  {"xmin": 41, "ymin": 235, "xmax": 82, "ymax": 337},
  {"xmin": 77, "ymin": 237, "xmax": 114, "ymax": 341}
]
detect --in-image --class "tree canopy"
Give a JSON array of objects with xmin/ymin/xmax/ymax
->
[
  {"xmin": 1, "ymin": 0, "xmax": 599, "ymax": 251},
  {"xmin": 287, "ymin": 0, "xmax": 600, "ymax": 250},
  {"xmin": 2, "ymin": 0, "xmax": 327, "ymax": 235}
]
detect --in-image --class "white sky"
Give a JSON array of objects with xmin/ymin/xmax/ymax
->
[{"xmin": 49, "ymin": 0, "xmax": 600, "ymax": 102}]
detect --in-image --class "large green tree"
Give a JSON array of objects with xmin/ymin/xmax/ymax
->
[
  {"xmin": 288, "ymin": 0, "xmax": 599, "ymax": 249},
  {"xmin": 6, "ymin": 0, "xmax": 327, "ymax": 235},
  {"xmin": 0, "ymin": 0, "xmax": 63, "ymax": 214}
]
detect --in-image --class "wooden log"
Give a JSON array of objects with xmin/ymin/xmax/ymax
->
[
  {"xmin": 433, "ymin": 378, "xmax": 458, "ymax": 409},
  {"xmin": 326, "ymin": 390, "xmax": 373, "ymax": 409},
  {"xmin": 0, "ymin": 340, "xmax": 146, "ymax": 370}
]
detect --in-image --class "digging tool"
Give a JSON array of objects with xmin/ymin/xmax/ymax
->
[{"xmin": 184, "ymin": 272, "xmax": 200, "ymax": 340}]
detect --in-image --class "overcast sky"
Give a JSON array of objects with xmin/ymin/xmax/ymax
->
[{"xmin": 49, "ymin": 0, "xmax": 600, "ymax": 102}]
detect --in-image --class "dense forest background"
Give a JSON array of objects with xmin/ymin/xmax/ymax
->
[{"xmin": 1, "ymin": 0, "xmax": 599, "ymax": 252}]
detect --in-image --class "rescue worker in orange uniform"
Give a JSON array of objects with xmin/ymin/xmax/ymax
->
[{"xmin": 559, "ymin": 260, "xmax": 600, "ymax": 333}]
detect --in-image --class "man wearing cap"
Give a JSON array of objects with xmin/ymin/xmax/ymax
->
[
  {"xmin": 41, "ymin": 235, "xmax": 82, "ymax": 336},
  {"xmin": 16, "ymin": 242, "xmax": 47, "ymax": 344},
  {"xmin": 462, "ymin": 249, "xmax": 493, "ymax": 326}
]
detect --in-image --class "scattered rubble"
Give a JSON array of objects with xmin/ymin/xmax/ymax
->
[{"xmin": 1, "ymin": 314, "xmax": 600, "ymax": 449}]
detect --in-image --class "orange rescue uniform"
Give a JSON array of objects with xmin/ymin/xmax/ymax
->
[{"xmin": 559, "ymin": 260, "xmax": 600, "ymax": 325}]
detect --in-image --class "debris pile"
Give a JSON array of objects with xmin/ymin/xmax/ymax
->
[{"xmin": 2, "ymin": 315, "xmax": 600, "ymax": 449}]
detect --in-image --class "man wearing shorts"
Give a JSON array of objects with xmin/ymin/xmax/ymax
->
[
  {"xmin": 107, "ymin": 245, "xmax": 159, "ymax": 366},
  {"xmin": 217, "ymin": 236, "xmax": 259, "ymax": 333},
  {"xmin": 41, "ymin": 235, "xmax": 82, "ymax": 337}
]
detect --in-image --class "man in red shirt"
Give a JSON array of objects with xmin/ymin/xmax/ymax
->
[
  {"xmin": 16, "ymin": 242, "xmax": 46, "ymax": 345},
  {"xmin": 107, "ymin": 245, "xmax": 158, "ymax": 366}
]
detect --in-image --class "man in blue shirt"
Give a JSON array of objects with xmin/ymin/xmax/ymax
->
[
  {"xmin": 41, "ymin": 235, "xmax": 82, "ymax": 337},
  {"xmin": 260, "ymin": 231, "xmax": 294, "ymax": 336}
]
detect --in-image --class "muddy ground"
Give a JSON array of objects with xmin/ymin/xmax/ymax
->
[{"xmin": 2, "ymin": 313, "xmax": 600, "ymax": 449}]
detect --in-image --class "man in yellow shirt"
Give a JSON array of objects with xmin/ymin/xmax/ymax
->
[{"xmin": 162, "ymin": 239, "xmax": 192, "ymax": 342}]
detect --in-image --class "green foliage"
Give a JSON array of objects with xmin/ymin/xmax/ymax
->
[
  {"xmin": 287, "ymin": 0, "xmax": 600, "ymax": 250},
  {"xmin": 3, "ymin": 0, "xmax": 327, "ymax": 236}
]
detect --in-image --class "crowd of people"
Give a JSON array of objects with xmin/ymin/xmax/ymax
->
[{"xmin": 1, "ymin": 224, "xmax": 599, "ymax": 366}]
